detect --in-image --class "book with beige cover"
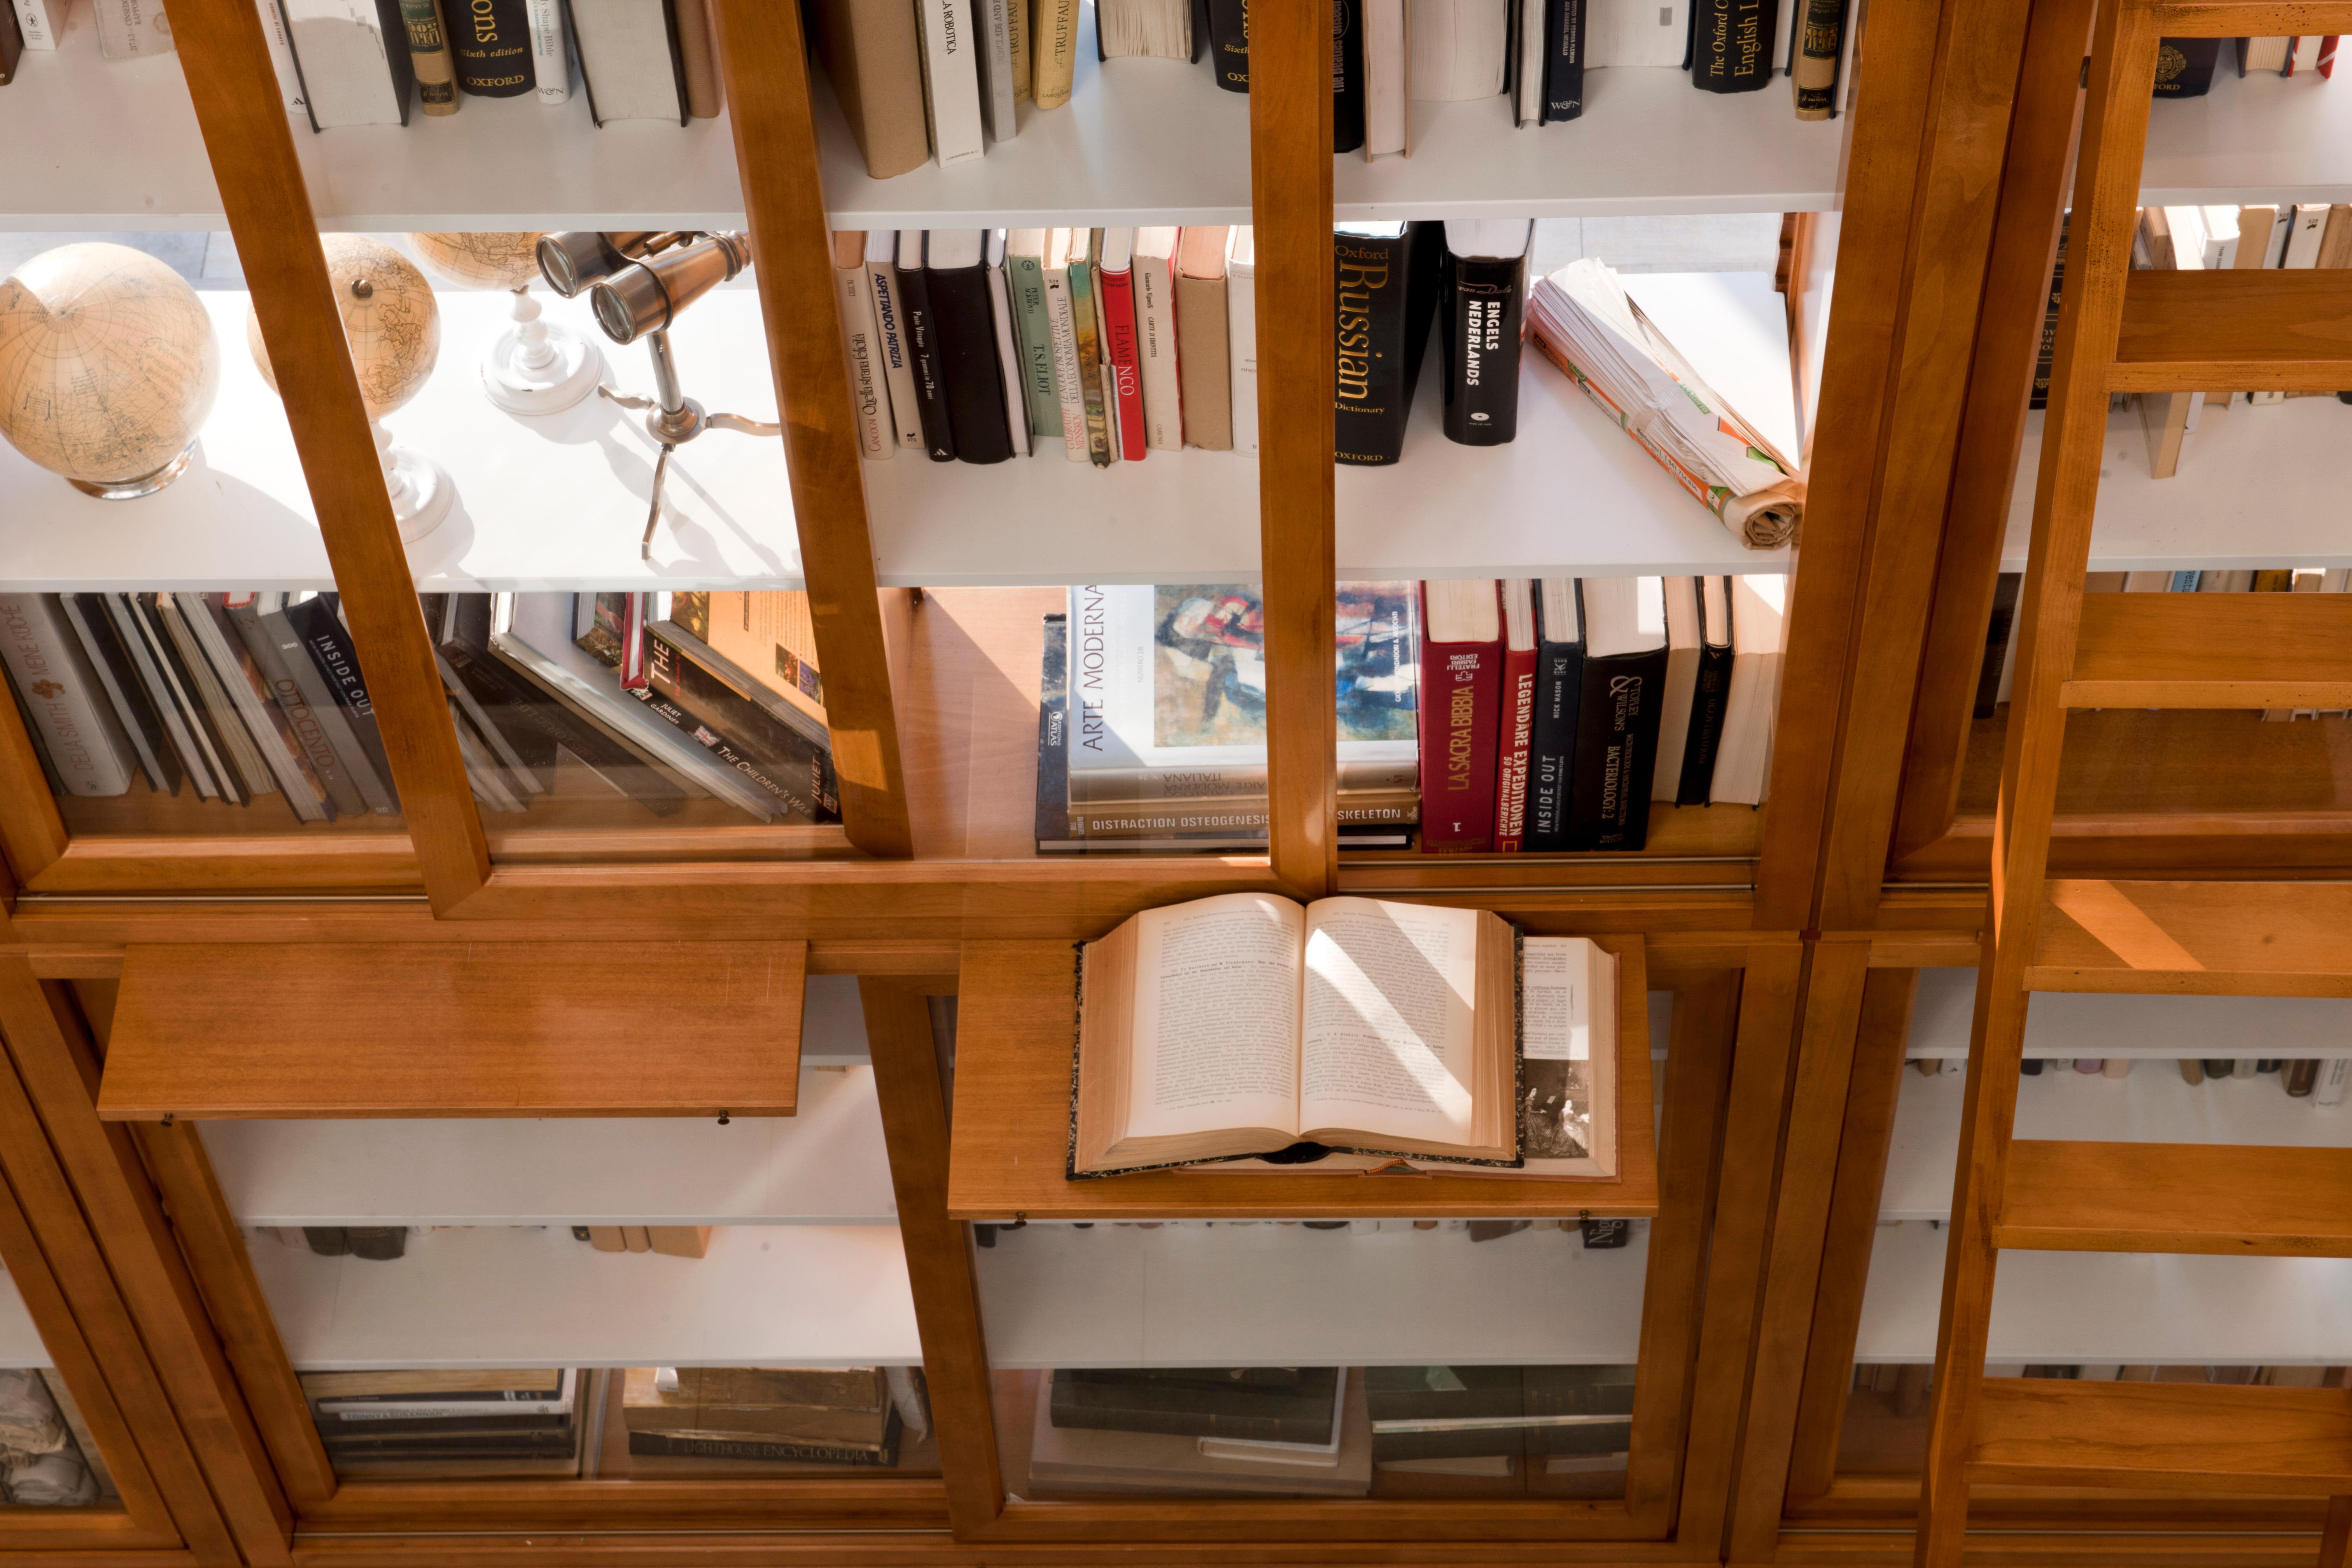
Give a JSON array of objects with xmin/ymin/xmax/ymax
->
[
  {"xmin": 807, "ymin": 0, "xmax": 931, "ymax": 178},
  {"xmin": 1173, "ymin": 226, "xmax": 1232, "ymax": 450}
]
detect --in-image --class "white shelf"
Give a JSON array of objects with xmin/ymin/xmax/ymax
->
[
  {"xmin": 1855, "ymin": 1218, "xmax": 2352, "ymax": 1364},
  {"xmin": 973, "ymin": 1220, "xmax": 1647, "ymax": 1368},
  {"xmin": 1905, "ymin": 968, "xmax": 2352, "ymax": 1059},
  {"xmin": 2140, "ymin": 66, "xmax": 2352, "ymax": 210},
  {"xmin": 0, "ymin": 1273, "xmax": 48, "ymax": 1369},
  {"xmin": 2002, "ymin": 400, "xmax": 2352, "ymax": 572},
  {"xmin": 202, "ymin": 1069, "xmax": 894, "ymax": 1228},
  {"xmin": 248, "ymin": 1222, "xmax": 920, "ymax": 1369},
  {"xmin": 1881, "ymin": 1059, "xmax": 2351, "ymax": 1222}
]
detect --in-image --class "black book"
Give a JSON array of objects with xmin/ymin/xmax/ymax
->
[
  {"xmin": 1526, "ymin": 579, "xmax": 1582, "ymax": 852},
  {"xmin": 59, "ymin": 593, "xmax": 177, "ymax": 794},
  {"xmin": 314, "ymin": 1411, "xmax": 574, "ymax": 1438},
  {"xmin": 1689, "ymin": 0, "xmax": 1776, "ymax": 91},
  {"xmin": 925, "ymin": 231, "xmax": 1013, "ymax": 465},
  {"xmin": 0, "ymin": 3, "xmax": 21, "ymax": 84},
  {"xmin": 1675, "ymin": 576, "xmax": 1733, "ymax": 807},
  {"xmin": 641, "ymin": 637, "xmax": 839, "ymax": 822},
  {"xmin": 1050, "ymin": 1367, "xmax": 1340, "ymax": 1444},
  {"xmin": 1442, "ymin": 221, "xmax": 1533, "ymax": 446},
  {"xmin": 447, "ymin": 0, "xmax": 535, "ymax": 95},
  {"xmin": 1331, "ymin": 0, "xmax": 1365, "ymax": 152},
  {"xmin": 1972, "ymin": 573, "xmax": 2021, "ymax": 719},
  {"xmin": 2030, "ymin": 216, "xmax": 2068, "ymax": 410},
  {"xmin": 897, "ymin": 232, "xmax": 957, "ymax": 461},
  {"xmin": 1036, "ymin": 614, "xmax": 1070, "ymax": 846},
  {"xmin": 2152, "ymin": 36, "xmax": 2221, "ymax": 96},
  {"xmin": 1204, "ymin": 0, "xmax": 1248, "ymax": 88},
  {"xmin": 627, "ymin": 1416, "xmax": 900, "ymax": 1467},
  {"xmin": 1061, "ymin": 1367, "xmax": 1322, "ymax": 1392},
  {"xmin": 1364, "ymin": 1365, "xmax": 1526, "ymax": 1423},
  {"xmin": 1333, "ymin": 221, "xmax": 1443, "ymax": 466},
  {"xmin": 283, "ymin": 595, "xmax": 399, "ymax": 802},
  {"xmin": 1566, "ymin": 578, "xmax": 1670, "ymax": 851},
  {"xmin": 1544, "ymin": 0, "xmax": 1585, "ymax": 121}
]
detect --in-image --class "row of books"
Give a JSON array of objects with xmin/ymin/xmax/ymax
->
[
  {"xmin": 2151, "ymin": 32, "xmax": 2339, "ymax": 95},
  {"xmin": 301, "ymin": 1367, "xmax": 584, "ymax": 1476},
  {"xmin": 1914, "ymin": 1051, "xmax": 2352, "ymax": 1103},
  {"xmin": 1031, "ymin": 576, "xmax": 1787, "ymax": 856},
  {"xmin": 974, "ymin": 1216, "xmax": 1639, "ymax": 1244},
  {"xmin": 1025, "ymin": 1364, "xmax": 1633, "ymax": 1496},
  {"xmin": 621, "ymin": 1365, "xmax": 913, "ymax": 1467},
  {"xmin": 0, "ymin": 1368, "xmax": 103, "ymax": 1508}
]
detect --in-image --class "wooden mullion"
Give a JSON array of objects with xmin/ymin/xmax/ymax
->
[
  {"xmin": 1784, "ymin": 968, "xmax": 1919, "ymax": 1502},
  {"xmin": 165, "ymin": 0, "xmax": 488, "ymax": 913},
  {"xmin": 0, "ymin": 961, "xmax": 293, "ymax": 1564},
  {"xmin": 710, "ymin": 0, "xmax": 913, "ymax": 860},
  {"xmin": 1251, "ymin": 0, "xmax": 1338, "ymax": 899},
  {"xmin": 0, "ymin": 677, "xmax": 69, "ymax": 890},
  {"xmin": 860, "ymin": 977, "xmax": 1001, "ymax": 1534}
]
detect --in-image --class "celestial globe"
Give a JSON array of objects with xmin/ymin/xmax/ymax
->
[
  {"xmin": 247, "ymin": 234, "xmax": 440, "ymax": 421},
  {"xmin": 0, "ymin": 242, "xmax": 220, "ymax": 498},
  {"xmin": 408, "ymin": 230, "xmax": 602, "ymax": 415}
]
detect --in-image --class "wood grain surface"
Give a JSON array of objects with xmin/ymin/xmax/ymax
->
[
  {"xmin": 1968, "ymin": 1379, "xmax": 2352, "ymax": 1493},
  {"xmin": 1997, "ymin": 1140, "xmax": 2352, "ymax": 1255}
]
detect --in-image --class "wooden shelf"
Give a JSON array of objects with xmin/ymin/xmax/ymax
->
[
  {"xmin": 1853, "ymin": 1218, "xmax": 2352, "ymax": 1364},
  {"xmin": 946, "ymin": 937, "xmax": 1657, "ymax": 1220},
  {"xmin": 2110, "ymin": 271, "xmax": 2352, "ymax": 394},
  {"xmin": 2064, "ymin": 592, "xmax": 2352, "ymax": 710},
  {"xmin": 2031, "ymin": 880, "xmax": 2352, "ymax": 996},
  {"xmin": 972, "ymin": 1218, "xmax": 1648, "ymax": 1367},
  {"xmin": 247, "ymin": 1223, "xmax": 921, "ymax": 1369},
  {"xmin": 1995, "ymin": 1140, "xmax": 2352, "ymax": 1257},
  {"xmin": 1965, "ymin": 1377, "xmax": 2352, "ymax": 1494},
  {"xmin": 201, "ymin": 1068, "xmax": 894, "ymax": 1228},
  {"xmin": 0, "ymin": 1273, "xmax": 47, "ymax": 1368}
]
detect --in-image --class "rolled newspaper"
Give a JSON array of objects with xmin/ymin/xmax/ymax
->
[{"xmin": 1528, "ymin": 260, "xmax": 1805, "ymax": 550}]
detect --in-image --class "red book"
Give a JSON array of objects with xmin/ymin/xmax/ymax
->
[
  {"xmin": 1418, "ymin": 581, "xmax": 1504, "ymax": 854},
  {"xmin": 1492, "ymin": 581, "xmax": 1538, "ymax": 852},
  {"xmin": 1098, "ymin": 233, "xmax": 1148, "ymax": 461}
]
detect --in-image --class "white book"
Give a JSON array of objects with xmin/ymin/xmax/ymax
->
[
  {"xmin": 12, "ymin": 0, "xmax": 67, "ymax": 50},
  {"xmin": 2317, "ymin": 1057, "xmax": 2351, "ymax": 1107},
  {"xmin": 1042, "ymin": 231, "xmax": 1090, "ymax": 462},
  {"xmin": 1364, "ymin": 0, "xmax": 1410, "ymax": 155},
  {"xmin": 93, "ymin": 0, "xmax": 171, "ymax": 58},
  {"xmin": 1226, "ymin": 226, "xmax": 1259, "ymax": 457},
  {"xmin": 281, "ymin": 0, "xmax": 406, "ymax": 127},
  {"xmin": 1709, "ymin": 574, "xmax": 1787, "ymax": 806},
  {"xmin": 1652, "ymin": 577, "xmax": 1701, "ymax": 800},
  {"xmin": 833, "ymin": 237, "xmax": 892, "ymax": 459},
  {"xmin": 864, "ymin": 231, "xmax": 925, "ymax": 452},
  {"xmin": 1513, "ymin": 0, "xmax": 1544, "ymax": 122},
  {"xmin": 1132, "ymin": 227, "xmax": 1183, "ymax": 452},
  {"xmin": 918, "ymin": 0, "xmax": 987, "ymax": 168},
  {"xmin": 254, "ymin": 0, "xmax": 310, "ymax": 117},
  {"xmin": 570, "ymin": 0, "xmax": 684, "ymax": 123},
  {"xmin": 0, "ymin": 595, "xmax": 136, "ymax": 796},
  {"xmin": 1409, "ymin": 0, "xmax": 1507, "ymax": 99},
  {"xmin": 525, "ymin": 0, "xmax": 571, "ymax": 103},
  {"xmin": 976, "ymin": 0, "xmax": 1017, "ymax": 141},
  {"xmin": 2285, "ymin": 203, "xmax": 2331, "ymax": 268},
  {"xmin": 985, "ymin": 230, "xmax": 1033, "ymax": 458}
]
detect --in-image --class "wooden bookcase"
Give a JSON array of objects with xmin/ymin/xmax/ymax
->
[{"xmin": 5, "ymin": 0, "xmax": 2340, "ymax": 1558}]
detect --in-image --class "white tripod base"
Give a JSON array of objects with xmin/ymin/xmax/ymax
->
[
  {"xmin": 481, "ymin": 289, "xmax": 604, "ymax": 415},
  {"xmin": 375, "ymin": 422, "xmax": 455, "ymax": 544}
]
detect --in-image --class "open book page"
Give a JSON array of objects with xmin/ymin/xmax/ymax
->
[
  {"xmin": 1122, "ymin": 892, "xmax": 1306, "ymax": 1143},
  {"xmin": 1520, "ymin": 938, "xmax": 1615, "ymax": 1174},
  {"xmin": 1297, "ymin": 898, "xmax": 1484, "ymax": 1148}
]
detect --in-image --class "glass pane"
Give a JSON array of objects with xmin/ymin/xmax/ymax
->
[
  {"xmin": 0, "ymin": 232, "xmax": 408, "ymax": 848},
  {"xmin": 217, "ymin": 978, "xmax": 930, "ymax": 1483},
  {"xmin": 0, "ymin": 1270, "xmax": 112, "ymax": 1509}
]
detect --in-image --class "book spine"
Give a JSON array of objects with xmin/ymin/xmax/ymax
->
[
  {"xmin": 673, "ymin": 0, "xmax": 721, "ymax": 115},
  {"xmin": 0, "ymin": 595, "xmax": 135, "ymax": 796},
  {"xmin": 1418, "ymin": 648, "xmax": 1502, "ymax": 853},
  {"xmin": 226, "ymin": 598, "xmax": 369, "ymax": 819},
  {"xmin": 1567, "ymin": 648, "xmax": 1668, "ymax": 850},
  {"xmin": 1444, "ymin": 254, "xmax": 1524, "ymax": 445},
  {"xmin": 2152, "ymin": 34, "xmax": 2220, "ymax": 93},
  {"xmin": 58, "ymin": 595, "xmax": 174, "ymax": 794},
  {"xmin": 918, "ymin": 0, "xmax": 986, "ymax": 164},
  {"xmin": 1493, "ymin": 640, "xmax": 1537, "ymax": 851},
  {"xmin": 626, "ymin": 1429, "xmax": 897, "ymax": 1466},
  {"xmin": 931, "ymin": 266, "xmax": 1015, "ymax": 465},
  {"xmin": 103, "ymin": 595, "xmax": 221, "ymax": 799},
  {"xmin": 2286, "ymin": 1059, "xmax": 2319, "ymax": 1097},
  {"xmin": 834, "ymin": 257, "xmax": 892, "ymax": 458},
  {"xmin": 1011, "ymin": 253, "xmax": 1062, "ymax": 440},
  {"xmin": 1069, "ymin": 760, "xmax": 1418, "ymax": 799},
  {"xmin": 896, "ymin": 260, "xmax": 957, "ymax": 461},
  {"xmin": 188, "ymin": 594, "xmax": 329, "ymax": 818},
  {"xmin": 94, "ymin": 0, "xmax": 172, "ymax": 57},
  {"xmin": 1099, "ymin": 264, "xmax": 1148, "ymax": 462},
  {"xmin": 1043, "ymin": 262, "xmax": 1090, "ymax": 461},
  {"xmin": 1048, "ymin": 1395, "xmax": 1333, "ymax": 1446},
  {"xmin": 987, "ymin": 251, "xmax": 1033, "ymax": 458},
  {"xmin": 1332, "ymin": 0, "xmax": 1365, "ymax": 151},
  {"xmin": 1227, "ymin": 254, "xmax": 1259, "ymax": 457},
  {"xmin": 254, "ymin": 0, "xmax": 315, "ymax": 117},
  {"xmin": 290, "ymin": 600, "xmax": 400, "ymax": 798},
  {"xmin": 399, "ymin": 0, "xmax": 460, "ymax": 114},
  {"xmin": 866, "ymin": 254, "xmax": 927, "ymax": 452},
  {"xmin": 446, "ymin": 0, "xmax": 534, "ymax": 96},
  {"xmin": 630, "ymin": 687, "xmax": 815, "ymax": 822},
  {"xmin": 1675, "ymin": 643, "xmax": 1731, "ymax": 805},
  {"xmin": 1068, "ymin": 793, "xmax": 1418, "ymax": 833},
  {"xmin": 525, "ymin": 0, "xmax": 569, "ymax": 100},
  {"xmin": 10, "ymin": 0, "xmax": 57, "ymax": 49},
  {"xmin": 163, "ymin": 596, "xmax": 295, "ymax": 808},
  {"xmin": 1526, "ymin": 639, "xmax": 1579, "ymax": 849},
  {"xmin": 977, "ymin": 0, "xmax": 1015, "ymax": 137},
  {"xmin": 1036, "ymin": 616, "xmax": 1069, "ymax": 845},
  {"xmin": 1335, "ymin": 228, "xmax": 1414, "ymax": 466},
  {"xmin": 1790, "ymin": 0, "xmax": 1846, "ymax": 117},
  {"xmin": 1135, "ymin": 248, "xmax": 1184, "ymax": 450},
  {"xmin": 1689, "ymin": 0, "xmax": 1774, "ymax": 90},
  {"xmin": 1033, "ymin": 0, "xmax": 1079, "ymax": 106},
  {"xmin": 2317, "ymin": 1058, "xmax": 2351, "ymax": 1106},
  {"xmin": 1088, "ymin": 248, "xmax": 1123, "ymax": 460},
  {"xmin": 1008, "ymin": 0, "xmax": 1028, "ymax": 96},
  {"xmin": 1545, "ymin": 0, "xmax": 1584, "ymax": 120},
  {"xmin": 1206, "ymin": 0, "xmax": 1248, "ymax": 87},
  {"xmin": 1068, "ymin": 255, "xmax": 1113, "ymax": 466}
]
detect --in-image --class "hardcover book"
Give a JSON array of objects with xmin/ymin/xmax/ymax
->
[
  {"xmin": 1675, "ymin": 576, "xmax": 1732, "ymax": 805},
  {"xmin": 1174, "ymin": 226, "xmax": 1234, "ymax": 450},
  {"xmin": 1524, "ymin": 578, "xmax": 1581, "ymax": 850},
  {"xmin": 1204, "ymin": 0, "xmax": 1247, "ymax": 89},
  {"xmin": 925, "ymin": 229, "xmax": 1015, "ymax": 465},
  {"xmin": 1417, "ymin": 579, "xmax": 1502, "ymax": 852},
  {"xmin": 1334, "ymin": 222, "xmax": 1444, "ymax": 465},
  {"xmin": 1649, "ymin": 578, "xmax": 1701, "ymax": 804},
  {"xmin": 1493, "ymin": 579, "xmax": 1538, "ymax": 852},
  {"xmin": 1441, "ymin": 220, "xmax": 1533, "ymax": 446},
  {"xmin": 1052, "ymin": 1367, "xmax": 1341, "ymax": 1443},
  {"xmin": 1565, "ymin": 577, "xmax": 1668, "ymax": 850},
  {"xmin": 807, "ymin": 0, "xmax": 931, "ymax": 178},
  {"xmin": 897, "ymin": 231, "xmax": 957, "ymax": 461},
  {"xmin": 1689, "ymin": 0, "xmax": 1776, "ymax": 91},
  {"xmin": 447, "ymin": 0, "xmax": 534, "ymax": 95}
]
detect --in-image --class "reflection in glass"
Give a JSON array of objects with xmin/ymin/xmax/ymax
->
[{"xmin": 0, "ymin": 1368, "xmax": 109, "ymax": 1507}]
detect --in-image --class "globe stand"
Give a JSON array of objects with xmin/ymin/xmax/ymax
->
[
  {"xmin": 374, "ymin": 422, "xmax": 455, "ymax": 544},
  {"xmin": 68, "ymin": 442, "xmax": 196, "ymax": 501},
  {"xmin": 599, "ymin": 328, "xmax": 778, "ymax": 560},
  {"xmin": 483, "ymin": 287, "xmax": 602, "ymax": 415}
]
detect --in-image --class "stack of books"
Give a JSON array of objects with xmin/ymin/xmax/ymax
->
[
  {"xmin": 300, "ymin": 1368, "xmax": 582, "ymax": 1477},
  {"xmin": 621, "ymin": 1366, "xmax": 903, "ymax": 1467},
  {"xmin": 1028, "ymin": 1367, "xmax": 1372, "ymax": 1496},
  {"xmin": 1367, "ymin": 1364, "xmax": 1634, "ymax": 1480}
]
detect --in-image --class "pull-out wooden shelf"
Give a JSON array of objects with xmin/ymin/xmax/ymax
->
[
  {"xmin": 1996, "ymin": 1140, "xmax": 2352, "ymax": 1256},
  {"xmin": 947, "ymin": 936, "xmax": 1656, "ymax": 1220},
  {"xmin": 2065, "ymin": 591, "xmax": 2352, "ymax": 710},
  {"xmin": 1966, "ymin": 1377, "xmax": 2352, "ymax": 1494},
  {"xmin": 98, "ymin": 940, "xmax": 805, "ymax": 1118},
  {"xmin": 2111, "ymin": 269, "xmax": 2352, "ymax": 392},
  {"xmin": 2030, "ymin": 880, "xmax": 2352, "ymax": 995}
]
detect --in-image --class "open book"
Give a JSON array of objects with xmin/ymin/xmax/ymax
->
[{"xmin": 1070, "ymin": 894, "xmax": 1616, "ymax": 1177}]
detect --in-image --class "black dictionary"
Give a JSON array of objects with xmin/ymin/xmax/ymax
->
[
  {"xmin": 1442, "ymin": 220, "xmax": 1534, "ymax": 446},
  {"xmin": 1333, "ymin": 222, "xmax": 1444, "ymax": 466},
  {"xmin": 1689, "ymin": 0, "xmax": 1777, "ymax": 91}
]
